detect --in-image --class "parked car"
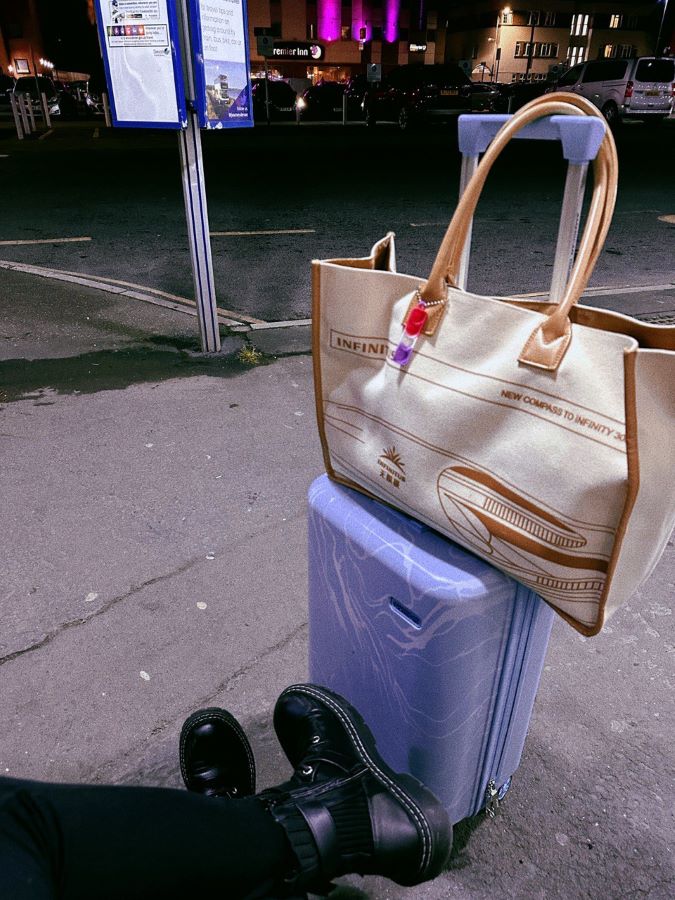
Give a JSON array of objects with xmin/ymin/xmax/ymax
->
[
  {"xmin": 551, "ymin": 56, "xmax": 675, "ymax": 126},
  {"xmin": 344, "ymin": 74, "xmax": 368, "ymax": 120},
  {"xmin": 466, "ymin": 81, "xmax": 501, "ymax": 112},
  {"xmin": 61, "ymin": 80, "xmax": 104, "ymax": 118},
  {"xmin": 0, "ymin": 73, "xmax": 13, "ymax": 119},
  {"xmin": 492, "ymin": 80, "xmax": 552, "ymax": 113},
  {"xmin": 363, "ymin": 64, "xmax": 486, "ymax": 130},
  {"xmin": 251, "ymin": 78, "xmax": 297, "ymax": 122},
  {"xmin": 296, "ymin": 80, "xmax": 345, "ymax": 121},
  {"xmin": 13, "ymin": 75, "xmax": 61, "ymax": 117}
]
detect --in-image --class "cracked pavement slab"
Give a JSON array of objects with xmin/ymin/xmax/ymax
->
[{"xmin": 0, "ymin": 273, "xmax": 673, "ymax": 898}]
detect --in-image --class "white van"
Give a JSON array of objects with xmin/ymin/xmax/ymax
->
[{"xmin": 553, "ymin": 57, "xmax": 674, "ymax": 125}]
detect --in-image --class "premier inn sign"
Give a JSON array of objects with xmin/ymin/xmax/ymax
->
[{"xmin": 271, "ymin": 42, "xmax": 325, "ymax": 60}]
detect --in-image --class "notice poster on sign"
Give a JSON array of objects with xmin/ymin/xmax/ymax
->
[
  {"xmin": 94, "ymin": 0, "xmax": 186, "ymax": 128},
  {"xmin": 189, "ymin": 0, "xmax": 253, "ymax": 129}
]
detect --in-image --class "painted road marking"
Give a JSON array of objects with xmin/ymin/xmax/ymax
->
[
  {"xmin": 513, "ymin": 283, "xmax": 675, "ymax": 299},
  {"xmin": 410, "ymin": 210, "xmax": 663, "ymax": 228},
  {"xmin": 0, "ymin": 260, "xmax": 262, "ymax": 327},
  {"xmin": 210, "ymin": 228, "xmax": 315, "ymax": 237},
  {"xmin": 0, "ymin": 236, "xmax": 91, "ymax": 246},
  {"xmin": 1, "ymin": 259, "xmax": 671, "ymax": 337},
  {"xmin": 38, "ymin": 129, "xmax": 54, "ymax": 141},
  {"xmin": 54, "ymin": 270, "xmax": 265, "ymax": 325}
]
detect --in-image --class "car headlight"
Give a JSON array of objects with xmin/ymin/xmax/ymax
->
[{"xmin": 296, "ymin": 97, "xmax": 307, "ymax": 110}]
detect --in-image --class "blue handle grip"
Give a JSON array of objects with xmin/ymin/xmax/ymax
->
[{"xmin": 458, "ymin": 113, "xmax": 606, "ymax": 165}]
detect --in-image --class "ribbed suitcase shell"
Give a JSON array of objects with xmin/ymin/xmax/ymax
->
[{"xmin": 308, "ymin": 475, "xmax": 554, "ymax": 824}]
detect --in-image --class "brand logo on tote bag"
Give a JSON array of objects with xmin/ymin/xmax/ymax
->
[{"xmin": 378, "ymin": 447, "xmax": 406, "ymax": 488}]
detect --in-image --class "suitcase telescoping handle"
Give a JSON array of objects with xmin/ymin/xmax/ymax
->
[
  {"xmin": 420, "ymin": 94, "xmax": 618, "ymax": 372},
  {"xmin": 456, "ymin": 110, "xmax": 606, "ymax": 304}
]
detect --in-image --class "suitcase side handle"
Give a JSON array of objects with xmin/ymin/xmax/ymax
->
[{"xmin": 458, "ymin": 113, "xmax": 606, "ymax": 165}]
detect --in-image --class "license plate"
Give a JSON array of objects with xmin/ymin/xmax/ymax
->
[
  {"xmin": 646, "ymin": 89, "xmax": 660, "ymax": 96},
  {"xmin": 441, "ymin": 89, "xmax": 458, "ymax": 96}
]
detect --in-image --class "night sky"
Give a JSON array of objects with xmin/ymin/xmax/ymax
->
[{"xmin": 37, "ymin": 0, "xmax": 104, "ymax": 86}]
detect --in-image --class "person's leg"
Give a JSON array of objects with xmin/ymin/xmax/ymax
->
[{"xmin": 0, "ymin": 776, "xmax": 291, "ymax": 900}]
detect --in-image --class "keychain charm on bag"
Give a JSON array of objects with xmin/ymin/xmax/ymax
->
[{"xmin": 392, "ymin": 291, "xmax": 446, "ymax": 367}]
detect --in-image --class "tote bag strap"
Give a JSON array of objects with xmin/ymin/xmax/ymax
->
[{"xmin": 420, "ymin": 92, "xmax": 618, "ymax": 371}]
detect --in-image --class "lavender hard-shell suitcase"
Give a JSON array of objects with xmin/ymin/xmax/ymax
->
[{"xmin": 308, "ymin": 474, "xmax": 554, "ymax": 824}]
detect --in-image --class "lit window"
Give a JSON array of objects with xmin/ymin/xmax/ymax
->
[
  {"xmin": 570, "ymin": 14, "xmax": 590, "ymax": 37},
  {"xmin": 515, "ymin": 41, "xmax": 558, "ymax": 59},
  {"xmin": 603, "ymin": 44, "xmax": 616, "ymax": 58},
  {"xmin": 528, "ymin": 12, "xmax": 540, "ymax": 26},
  {"xmin": 568, "ymin": 46, "xmax": 586, "ymax": 66},
  {"xmin": 610, "ymin": 15, "xmax": 622, "ymax": 29},
  {"xmin": 501, "ymin": 9, "xmax": 513, "ymax": 25}
]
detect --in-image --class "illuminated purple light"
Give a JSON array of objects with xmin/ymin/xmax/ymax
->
[
  {"xmin": 352, "ymin": 19, "xmax": 373, "ymax": 41},
  {"xmin": 384, "ymin": 0, "xmax": 400, "ymax": 43},
  {"xmin": 317, "ymin": 0, "xmax": 341, "ymax": 42}
]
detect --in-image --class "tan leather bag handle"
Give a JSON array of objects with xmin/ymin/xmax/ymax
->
[{"xmin": 420, "ymin": 93, "xmax": 619, "ymax": 371}]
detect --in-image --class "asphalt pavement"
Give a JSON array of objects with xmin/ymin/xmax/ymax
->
[
  {"xmin": 0, "ymin": 118, "xmax": 674, "ymax": 899},
  {"xmin": 0, "ymin": 118, "xmax": 674, "ymax": 326}
]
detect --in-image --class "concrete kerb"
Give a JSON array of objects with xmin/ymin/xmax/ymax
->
[
  {"xmin": 0, "ymin": 259, "xmax": 313, "ymax": 358},
  {"xmin": 235, "ymin": 320, "xmax": 312, "ymax": 357}
]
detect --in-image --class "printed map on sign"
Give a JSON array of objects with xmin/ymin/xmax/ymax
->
[{"xmin": 191, "ymin": 0, "xmax": 253, "ymax": 129}]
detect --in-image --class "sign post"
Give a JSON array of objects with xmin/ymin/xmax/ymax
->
[
  {"xmin": 256, "ymin": 35, "xmax": 275, "ymax": 126},
  {"xmin": 9, "ymin": 95, "xmax": 24, "ymax": 140},
  {"xmin": 93, "ymin": 0, "xmax": 253, "ymax": 354},
  {"xmin": 175, "ymin": 0, "xmax": 220, "ymax": 352},
  {"xmin": 40, "ymin": 93, "xmax": 52, "ymax": 129}
]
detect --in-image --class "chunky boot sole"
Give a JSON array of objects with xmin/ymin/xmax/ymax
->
[
  {"xmin": 179, "ymin": 707, "xmax": 256, "ymax": 798},
  {"xmin": 275, "ymin": 684, "xmax": 452, "ymax": 886}
]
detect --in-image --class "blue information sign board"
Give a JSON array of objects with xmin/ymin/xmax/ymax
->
[
  {"xmin": 188, "ymin": 0, "xmax": 254, "ymax": 130},
  {"xmin": 94, "ymin": 0, "xmax": 187, "ymax": 129}
]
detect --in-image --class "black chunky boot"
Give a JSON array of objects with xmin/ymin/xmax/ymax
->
[
  {"xmin": 179, "ymin": 707, "xmax": 256, "ymax": 799},
  {"xmin": 261, "ymin": 684, "xmax": 452, "ymax": 895}
]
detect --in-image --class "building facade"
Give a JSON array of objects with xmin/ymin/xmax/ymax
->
[
  {"xmin": 246, "ymin": 1, "xmax": 663, "ymax": 84},
  {"xmin": 444, "ymin": 2, "xmax": 659, "ymax": 83},
  {"xmin": 247, "ymin": 0, "xmax": 449, "ymax": 83},
  {"xmin": 0, "ymin": 0, "xmax": 45, "ymax": 78}
]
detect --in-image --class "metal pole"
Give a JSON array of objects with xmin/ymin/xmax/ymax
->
[
  {"xmin": 18, "ymin": 95, "xmax": 30, "ymax": 133},
  {"xmin": 549, "ymin": 162, "xmax": 588, "ymax": 304},
  {"xmin": 525, "ymin": 23, "xmax": 535, "ymax": 81},
  {"xmin": 102, "ymin": 92, "xmax": 112, "ymax": 128},
  {"xmin": 655, "ymin": 0, "xmax": 670, "ymax": 55},
  {"xmin": 24, "ymin": 93, "xmax": 36, "ymax": 131},
  {"xmin": 10, "ymin": 95, "xmax": 24, "ymax": 140},
  {"xmin": 342, "ymin": 91, "xmax": 347, "ymax": 125},
  {"xmin": 176, "ymin": 0, "xmax": 221, "ymax": 353},
  {"xmin": 456, "ymin": 153, "xmax": 479, "ymax": 291},
  {"xmin": 263, "ymin": 57, "xmax": 271, "ymax": 125},
  {"xmin": 40, "ymin": 92, "xmax": 51, "ymax": 128}
]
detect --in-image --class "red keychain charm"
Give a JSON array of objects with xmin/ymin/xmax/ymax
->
[{"xmin": 392, "ymin": 301, "xmax": 429, "ymax": 366}]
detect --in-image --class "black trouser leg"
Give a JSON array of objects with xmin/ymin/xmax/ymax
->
[{"xmin": 0, "ymin": 776, "xmax": 291, "ymax": 900}]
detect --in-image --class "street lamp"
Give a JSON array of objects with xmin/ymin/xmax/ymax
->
[
  {"xmin": 494, "ymin": 7, "xmax": 510, "ymax": 83},
  {"xmin": 655, "ymin": 0, "xmax": 670, "ymax": 55},
  {"xmin": 525, "ymin": 14, "xmax": 536, "ymax": 81}
]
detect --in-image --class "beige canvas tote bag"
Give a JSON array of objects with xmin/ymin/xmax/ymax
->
[{"xmin": 311, "ymin": 93, "xmax": 675, "ymax": 636}]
